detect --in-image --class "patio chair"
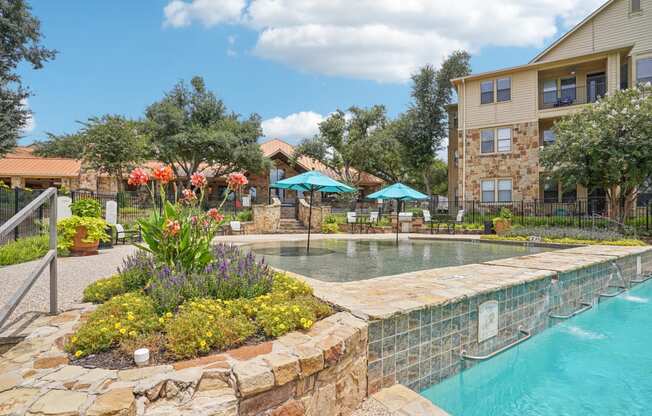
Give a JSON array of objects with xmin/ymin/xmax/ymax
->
[
  {"xmin": 435, "ymin": 209, "xmax": 465, "ymax": 234},
  {"xmin": 422, "ymin": 209, "xmax": 434, "ymax": 234},
  {"xmin": 229, "ymin": 221, "xmax": 245, "ymax": 235},
  {"xmin": 114, "ymin": 224, "xmax": 142, "ymax": 245},
  {"xmin": 364, "ymin": 211, "xmax": 379, "ymax": 233},
  {"xmin": 347, "ymin": 212, "xmax": 358, "ymax": 233}
]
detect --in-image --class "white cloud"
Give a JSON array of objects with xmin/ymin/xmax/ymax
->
[
  {"xmin": 21, "ymin": 99, "xmax": 35, "ymax": 134},
  {"xmin": 262, "ymin": 111, "xmax": 325, "ymax": 143},
  {"xmin": 227, "ymin": 34, "xmax": 237, "ymax": 56},
  {"xmin": 163, "ymin": 0, "xmax": 245, "ymax": 27},
  {"xmin": 163, "ymin": 0, "xmax": 605, "ymax": 82}
]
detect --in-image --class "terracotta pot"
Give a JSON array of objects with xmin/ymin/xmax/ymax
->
[
  {"xmin": 70, "ymin": 226, "xmax": 99, "ymax": 256},
  {"xmin": 494, "ymin": 219, "xmax": 512, "ymax": 235}
]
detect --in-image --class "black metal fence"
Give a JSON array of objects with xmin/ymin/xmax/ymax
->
[{"xmin": 0, "ymin": 188, "xmax": 51, "ymax": 245}]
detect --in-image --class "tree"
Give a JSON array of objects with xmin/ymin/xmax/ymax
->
[
  {"xmin": 295, "ymin": 105, "xmax": 387, "ymax": 186},
  {"xmin": 0, "ymin": 0, "xmax": 56, "ymax": 156},
  {"xmin": 81, "ymin": 115, "xmax": 149, "ymax": 191},
  {"xmin": 34, "ymin": 132, "xmax": 86, "ymax": 158},
  {"xmin": 145, "ymin": 76, "xmax": 267, "ymax": 184},
  {"xmin": 540, "ymin": 84, "xmax": 652, "ymax": 222},
  {"xmin": 363, "ymin": 114, "xmax": 412, "ymax": 183},
  {"xmin": 398, "ymin": 51, "xmax": 470, "ymax": 197}
]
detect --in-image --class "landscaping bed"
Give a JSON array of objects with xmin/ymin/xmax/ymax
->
[
  {"xmin": 481, "ymin": 226, "xmax": 646, "ymax": 246},
  {"xmin": 67, "ymin": 244, "xmax": 333, "ymax": 369}
]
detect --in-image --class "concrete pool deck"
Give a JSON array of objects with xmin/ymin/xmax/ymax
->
[{"xmin": 214, "ymin": 233, "xmax": 652, "ymax": 320}]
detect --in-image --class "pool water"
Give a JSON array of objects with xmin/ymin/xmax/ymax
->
[
  {"xmin": 421, "ymin": 281, "xmax": 652, "ymax": 416},
  {"xmin": 251, "ymin": 239, "xmax": 552, "ymax": 282}
]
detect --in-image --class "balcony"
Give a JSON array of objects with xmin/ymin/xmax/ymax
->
[{"xmin": 539, "ymin": 84, "xmax": 606, "ymax": 110}]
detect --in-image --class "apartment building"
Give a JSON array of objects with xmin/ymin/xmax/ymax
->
[{"xmin": 448, "ymin": 0, "xmax": 652, "ymax": 204}]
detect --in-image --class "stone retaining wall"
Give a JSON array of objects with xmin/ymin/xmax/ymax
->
[
  {"xmin": 0, "ymin": 310, "xmax": 368, "ymax": 416},
  {"xmin": 297, "ymin": 199, "xmax": 331, "ymax": 231},
  {"xmin": 252, "ymin": 198, "xmax": 281, "ymax": 234}
]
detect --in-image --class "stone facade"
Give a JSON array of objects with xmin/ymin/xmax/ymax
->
[
  {"xmin": 252, "ymin": 198, "xmax": 282, "ymax": 234},
  {"xmin": 298, "ymin": 199, "xmax": 332, "ymax": 231},
  {"xmin": 456, "ymin": 122, "xmax": 541, "ymax": 201},
  {"xmin": 0, "ymin": 309, "xmax": 368, "ymax": 416}
]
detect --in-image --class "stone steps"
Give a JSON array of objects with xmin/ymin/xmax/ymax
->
[{"xmin": 278, "ymin": 219, "xmax": 308, "ymax": 233}]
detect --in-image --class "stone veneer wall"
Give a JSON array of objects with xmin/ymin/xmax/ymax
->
[
  {"xmin": 367, "ymin": 249, "xmax": 652, "ymax": 394},
  {"xmin": 457, "ymin": 122, "xmax": 540, "ymax": 201},
  {"xmin": 298, "ymin": 199, "xmax": 332, "ymax": 231},
  {"xmin": 0, "ymin": 311, "xmax": 368, "ymax": 416},
  {"xmin": 252, "ymin": 198, "xmax": 281, "ymax": 234}
]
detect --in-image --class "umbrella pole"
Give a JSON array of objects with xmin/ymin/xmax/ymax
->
[
  {"xmin": 396, "ymin": 199, "xmax": 399, "ymax": 245},
  {"xmin": 307, "ymin": 188, "xmax": 314, "ymax": 253}
]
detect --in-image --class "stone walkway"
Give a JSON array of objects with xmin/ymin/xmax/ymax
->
[{"xmin": 0, "ymin": 245, "xmax": 137, "ymax": 330}]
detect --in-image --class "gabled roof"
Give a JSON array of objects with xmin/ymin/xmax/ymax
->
[
  {"xmin": 260, "ymin": 138, "xmax": 383, "ymax": 186},
  {"xmin": 530, "ymin": 0, "xmax": 617, "ymax": 63},
  {"xmin": 0, "ymin": 148, "xmax": 81, "ymax": 177}
]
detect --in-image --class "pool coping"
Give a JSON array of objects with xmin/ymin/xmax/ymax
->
[{"xmin": 213, "ymin": 234, "xmax": 652, "ymax": 321}]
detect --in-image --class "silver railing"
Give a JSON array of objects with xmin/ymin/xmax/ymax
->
[
  {"xmin": 460, "ymin": 326, "xmax": 531, "ymax": 361},
  {"xmin": 549, "ymin": 301, "xmax": 593, "ymax": 320},
  {"xmin": 0, "ymin": 187, "xmax": 58, "ymax": 328}
]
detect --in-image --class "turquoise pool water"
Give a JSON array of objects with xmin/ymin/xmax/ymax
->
[
  {"xmin": 251, "ymin": 239, "xmax": 552, "ymax": 282},
  {"xmin": 421, "ymin": 281, "xmax": 652, "ymax": 416}
]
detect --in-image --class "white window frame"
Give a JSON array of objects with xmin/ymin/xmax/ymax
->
[
  {"xmin": 496, "ymin": 77, "xmax": 511, "ymax": 102},
  {"xmin": 481, "ymin": 179, "xmax": 513, "ymax": 202},
  {"xmin": 480, "ymin": 127, "xmax": 512, "ymax": 154},
  {"xmin": 636, "ymin": 57, "xmax": 652, "ymax": 85},
  {"xmin": 480, "ymin": 80, "xmax": 494, "ymax": 104}
]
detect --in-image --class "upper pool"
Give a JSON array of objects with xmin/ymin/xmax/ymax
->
[
  {"xmin": 250, "ymin": 239, "xmax": 552, "ymax": 282},
  {"xmin": 421, "ymin": 281, "xmax": 652, "ymax": 416}
]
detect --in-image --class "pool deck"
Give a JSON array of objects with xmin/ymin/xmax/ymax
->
[{"xmin": 214, "ymin": 233, "xmax": 652, "ymax": 320}]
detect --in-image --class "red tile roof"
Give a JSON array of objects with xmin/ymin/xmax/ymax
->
[{"xmin": 0, "ymin": 148, "xmax": 81, "ymax": 177}]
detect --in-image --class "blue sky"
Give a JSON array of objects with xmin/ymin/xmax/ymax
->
[{"xmin": 18, "ymin": 0, "xmax": 604, "ymax": 147}]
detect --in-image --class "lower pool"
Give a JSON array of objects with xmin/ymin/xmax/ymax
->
[
  {"xmin": 250, "ymin": 239, "xmax": 551, "ymax": 282},
  {"xmin": 421, "ymin": 280, "xmax": 652, "ymax": 416}
]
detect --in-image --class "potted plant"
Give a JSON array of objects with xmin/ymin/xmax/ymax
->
[
  {"xmin": 58, "ymin": 199, "xmax": 109, "ymax": 255},
  {"xmin": 492, "ymin": 207, "xmax": 513, "ymax": 235}
]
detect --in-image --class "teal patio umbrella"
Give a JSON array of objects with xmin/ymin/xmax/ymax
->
[
  {"xmin": 367, "ymin": 183, "xmax": 429, "ymax": 244},
  {"xmin": 271, "ymin": 171, "xmax": 356, "ymax": 252}
]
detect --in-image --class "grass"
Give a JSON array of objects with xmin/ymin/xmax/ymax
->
[{"xmin": 0, "ymin": 235, "xmax": 50, "ymax": 266}]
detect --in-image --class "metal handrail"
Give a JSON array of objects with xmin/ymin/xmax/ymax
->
[
  {"xmin": 598, "ymin": 286, "xmax": 627, "ymax": 298},
  {"xmin": 460, "ymin": 326, "xmax": 531, "ymax": 361},
  {"xmin": 0, "ymin": 187, "xmax": 58, "ymax": 328},
  {"xmin": 549, "ymin": 301, "xmax": 592, "ymax": 319},
  {"xmin": 631, "ymin": 272, "xmax": 652, "ymax": 284}
]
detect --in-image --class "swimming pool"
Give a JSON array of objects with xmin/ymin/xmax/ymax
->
[
  {"xmin": 251, "ymin": 239, "xmax": 553, "ymax": 282},
  {"xmin": 421, "ymin": 280, "xmax": 652, "ymax": 416}
]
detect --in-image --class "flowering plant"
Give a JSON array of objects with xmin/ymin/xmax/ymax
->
[{"xmin": 126, "ymin": 165, "xmax": 237, "ymax": 274}]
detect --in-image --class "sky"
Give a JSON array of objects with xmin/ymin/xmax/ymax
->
[{"xmin": 18, "ymin": 0, "xmax": 606, "ymax": 150}]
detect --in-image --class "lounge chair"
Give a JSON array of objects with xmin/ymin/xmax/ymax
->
[
  {"xmin": 230, "ymin": 221, "xmax": 245, "ymax": 235},
  {"xmin": 435, "ymin": 209, "xmax": 465, "ymax": 234},
  {"xmin": 422, "ymin": 209, "xmax": 433, "ymax": 234},
  {"xmin": 364, "ymin": 211, "xmax": 379, "ymax": 233},
  {"xmin": 347, "ymin": 212, "xmax": 358, "ymax": 233},
  {"xmin": 114, "ymin": 224, "xmax": 141, "ymax": 244}
]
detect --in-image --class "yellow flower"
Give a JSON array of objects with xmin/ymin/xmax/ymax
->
[
  {"xmin": 304, "ymin": 320, "xmax": 313, "ymax": 328},
  {"xmin": 71, "ymin": 336, "xmax": 78, "ymax": 343},
  {"xmin": 75, "ymin": 350, "xmax": 83, "ymax": 358},
  {"xmin": 100, "ymin": 327, "xmax": 108, "ymax": 332},
  {"xmin": 114, "ymin": 322, "xmax": 121, "ymax": 329},
  {"xmin": 292, "ymin": 306, "xmax": 300, "ymax": 313},
  {"xmin": 129, "ymin": 331, "xmax": 137, "ymax": 337},
  {"xmin": 127, "ymin": 315, "xmax": 135, "ymax": 321},
  {"xmin": 279, "ymin": 323, "xmax": 286, "ymax": 330},
  {"xmin": 206, "ymin": 331, "xmax": 213, "ymax": 338},
  {"xmin": 158, "ymin": 317, "xmax": 165, "ymax": 324},
  {"xmin": 199, "ymin": 339, "xmax": 207, "ymax": 348},
  {"xmin": 165, "ymin": 312, "xmax": 173, "ymax": 318},
  {"xmin": 119, "ymin": 328, "xmax": 127, "ymax": 335}
]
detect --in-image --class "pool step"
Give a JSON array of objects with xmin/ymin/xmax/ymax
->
[{"xmin": 279, "ymin": 219, "xmax": 308, "ymax": 233}]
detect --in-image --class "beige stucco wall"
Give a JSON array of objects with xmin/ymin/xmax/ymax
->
[
  {"xmin": 457, "ymin": 122, "xmax": 540, "ymax": 201},
  {"xmin": 536, "ymin": 0, "xmax": 652, "ymax": 64}
]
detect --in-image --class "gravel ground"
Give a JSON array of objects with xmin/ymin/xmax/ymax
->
[
  {"xmin": 351, "ymin": 399, "xmax": 394, "ymax": 416},
  {"xmin": 0, "ymin": 245, "xmax": 137, "ymax": 321}
]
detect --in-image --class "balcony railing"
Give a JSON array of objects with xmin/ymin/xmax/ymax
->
[{"xmin": 539, "ymin": 85, "xmax": 605, "ymax": 110}]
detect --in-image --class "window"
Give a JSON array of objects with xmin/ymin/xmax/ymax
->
[
  {"xmin": 480, "ymin": 129, "xmax": 495, "ymax": 153},
  {"xmin": 481, "ymin": 179, "xmax": 512, "ymax": 202},
  {"xmin": 542, "ymin": 129, "xmax": 556, "ymax": 146},
  {"xmin": 497, "ymin": 179, "xmax": 513, "ymax": 202},
  {"xmin": 497, "ymin": 127, "xmax": 512, "ymax": 152},
  {"xmin": 621, "ymin": 63, "xmax": 629, "ymax": 90},
  {"xmin": 481, "ymin": 180, "xmax": 495, "ymax": 202},
  {"xmin": 637, "ymin": 58, "xmax": 652, "ymax": 85},
  {"xmin": 481, "ymin": 80, "xmax": 494, "ymax": 104},
  {"xmin": 560, "ymin": 77, "xmax": 576, "ymax": 103},
  {"xmin": 562, "ymin": 183, "xmax": 577, "ymax": 203},
  {"xmin": 496, "ymin": 78, "xmax": 511, "ymax": 102},
  {"xmin": 543, "ymin": 79, "xmax": 558, "ymax": 105},
  {"xmin": 631, "ymin": 0, "xmax": 641, "ymax": 12},
  {"xmin": 541, "ymin": 178, "xmax": 558, "ymax": 202}
]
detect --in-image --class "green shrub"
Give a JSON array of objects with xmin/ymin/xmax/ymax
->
[
  {"xmin": 255, "ymin": 295, "xmax": 329, "ymax": 337},
  {"xmin": 83, "ymin": 275, "xmax": 127, "ymax": 303},
  {"xmin": 321, "ymin": 223, "xmax": 339, "ymax": 234},
  {"xmin": 324, "ymin": 214, "xmax": 339, "ymax": 224},
  {"xmin": 57, "ymin": 216, "xmax": 110, "ymax": 250},
  {"xmin": 67, "ymin": 293, "xmax": 161, "ymax": 358},
  {"xmin": 164, "ymin": 298, "xmax": 256, "ymax": 359},
  {"xmin": 236, "ymin": 209, "xmax": 253, "ymax": 222},
  {"xmin": 0, "ymin": 235, "xmax": 49, "ymax": 266},
  {"xmin": 118, "ymin": 251, "xmax": 156, "ymax": 291},
  {"xmin": 70, "ymin": 198, "xmax": 102, "ymax": 218},
  {"xmin": 481, "ymin": 234, "xmax": 645, "ymax": 246}
]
